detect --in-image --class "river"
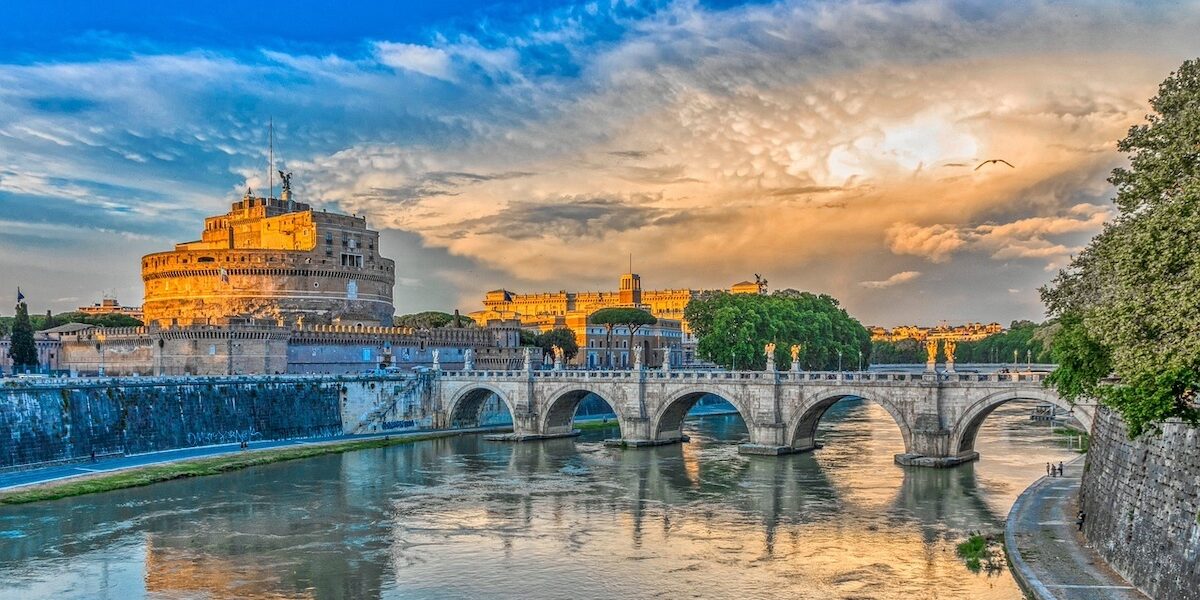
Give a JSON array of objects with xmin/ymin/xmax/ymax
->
[{"xmin": 0, "ymin": 399, "xmax": 1079, "ymax": 599}]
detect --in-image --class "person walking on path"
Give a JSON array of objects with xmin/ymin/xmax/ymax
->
[
  {"xmin": 1076, "ymin": 510, "xmax": 1086, "ymax": 531},
  {"xmin": 1046, "ymin": 462, "xmax": 1052, "ymax": 476},
  {"xmin": 1059, "ymin": 461, "xmax": 1065, "ymax": 477}
]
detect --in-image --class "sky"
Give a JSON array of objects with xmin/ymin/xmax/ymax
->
[{"xmin": 1, "ymin": 0, "xmax": 1198, "ymax": 327}]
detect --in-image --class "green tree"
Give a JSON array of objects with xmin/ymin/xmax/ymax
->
[
  {"xmin": 46, "ymin": 312, "xmax": 142, "ymax": 329},
  {"xmin": 870, "ymin": 339, "xmax": 924, "ymax": 364},
  {"xmin": 684, "ymin": 290, "xmax": 869, "ymax": 370},
  {"xmin": 535, "ymin": 328, "xmax": 580, "ymax": 362},
  {"xmin": 394, "ymin": 311, "xmax": 475, "ymax": 329},
  {"xmin": 1041, "ymin": 58, "xmax": 1200, "ymax": 436},
  {"xmin": 589, "ymin": 307, "xmax": 657, "ymax": 367},
  {"xmin": 9, "ymin": 302, "xmax": 39, "ymax": 371},
  {"xmin": 518, "ymin": 329, "xmax": 538, "ymax": 347}
]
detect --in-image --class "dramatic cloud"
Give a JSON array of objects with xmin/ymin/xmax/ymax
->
[
  {"xmin": 861, "ymin": 271, "xmax": 922, "ymax": 289},
  {"xmin": 1, "ymin": 0, "xmax": 1197, "ymax": 324},
  {"xmin": 886, "ymin": 224, "xmax": 966, "ymax": 264}
]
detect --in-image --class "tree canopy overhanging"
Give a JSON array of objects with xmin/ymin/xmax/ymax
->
[
  {"xmin": 684, "ymin": 289, "xmax": 870, "ymax": 371},
  {"xmin": 1041, "ymin": 58, "xmax": 1200, "ymax": 437}
]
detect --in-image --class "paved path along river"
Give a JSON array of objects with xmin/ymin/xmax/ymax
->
[
  {"xmin": 1006, "ymin": 457, "xmax": 1145, "ymax": 599},
  {"xmin": 0, "ymin": 400, "xmax": 1082, "ymax": 599},
  {"xmin": 0, "ymin": 427, "xmax": 504, "ymax": 492}
]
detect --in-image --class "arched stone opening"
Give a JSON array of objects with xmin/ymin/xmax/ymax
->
[
  {"xmin": 788, "ymin": 393, "xmax": 913, "ymax": 454},
  {"xmin": 447, "ymin": 386, "xmax": 513, "ymax": 429},
  {"xmin": 541, "ymin": 389, "xmax": 622, "ymax": 436},
  {"xmin": 952, "ymin": 390, "xmax": 1083, "ymax": 456},
  {"xmin": 652, "ymin": 390, "xmax": 752, "ymax": 443}
]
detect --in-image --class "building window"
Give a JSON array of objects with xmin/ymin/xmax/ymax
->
[{"xmin": 341, "ymin": 254, "xmax": 363, "ymax": 268}]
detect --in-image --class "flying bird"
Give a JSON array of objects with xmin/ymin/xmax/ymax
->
[{"xmin": 975, "ymin": 159, "xmax": 1015, "ymax": 171}]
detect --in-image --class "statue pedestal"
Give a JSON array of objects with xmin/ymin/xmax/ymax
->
[
  {"xmin": 945, "ymin": 360, "xmax": 955, "ymax": 374},
  {"xmin": 925, "ymin": 360, "xmax": 935, "ymax": 373},
  {"xmin": 791, "ymin": 361, "xmax": 801, "ymax": 373}
]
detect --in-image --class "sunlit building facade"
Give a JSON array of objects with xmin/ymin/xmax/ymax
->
[{"xmin": 471, "ymin": 274, "xmax": 765, "ymax": 366}]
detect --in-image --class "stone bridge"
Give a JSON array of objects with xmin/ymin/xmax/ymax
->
[{"xmin": 432, "ymin": 368, "xmax": 1094, "ymax": 468}]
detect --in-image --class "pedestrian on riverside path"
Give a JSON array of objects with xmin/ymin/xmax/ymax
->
[
  {"xmin": 1059, "ymin": 461, "xmax": 1065, "ymax": 477},
  {"xmin": 1046, "ymin": 462, "xmax": 1051, "ymax": 476},
  {"xmin": 1076, "ymin": 511, "xmax": 1086, "ymax": 531}
]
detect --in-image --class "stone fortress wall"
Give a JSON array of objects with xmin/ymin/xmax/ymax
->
[
  {"xmin": 1080, "ymin": 408, "xmax": 1200, "ymax": 600},
  {"xmin": 0, "ymin": 374, "xmax": 448, "ymax": 470},
  {"xmin": 49, "ymin": 323, "xmax": 504, "ymax": 376}
]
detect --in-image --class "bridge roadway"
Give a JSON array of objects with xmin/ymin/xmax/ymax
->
[{"xmin": 433, "ymin": 367, "xmax": 1094, "ymax": 468}]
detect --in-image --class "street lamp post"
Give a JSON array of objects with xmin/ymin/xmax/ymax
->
[
  {"xmin": 857, "ymin": 349, "xmax": 862, "ymax": 372},
  {"xmin": 837, "ymin": 350, "xmax": 843, "ymax": 373}
]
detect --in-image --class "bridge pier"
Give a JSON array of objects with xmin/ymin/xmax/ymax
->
[
  {"xmin": 894, "ymin": 451, "xmax": 979, "ymax": 468},
  {"xmin": 738, "ymin": 422, "xmax": 806, "ymax": 455}
]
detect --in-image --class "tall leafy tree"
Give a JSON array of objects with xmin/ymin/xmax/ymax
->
[
  {"xmin": 1041, "ymin": 58, "xmax": 1200, "ymax": 436},
  {"xmin": 684, "ymin": 290, "xmax": 870, "ymax": 370},
  {"xmin": 535, "ymin": 328, "xmax": 580, "ymax": 362},
  {"xmin": 589, "ymin": 307, "xmax": 657, "ymax": 367},
  {"xmin": 9, "ymin": 302, "xmax": 39, "ymax": 371}
]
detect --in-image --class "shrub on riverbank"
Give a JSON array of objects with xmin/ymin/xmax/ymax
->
[
  {"xmin": 574, "ymin": 419, "xmax": 619, "ymax": 431},
  {"xmin": 957, "ymin": 532, "xmax": 1004, "ymax": 573}
]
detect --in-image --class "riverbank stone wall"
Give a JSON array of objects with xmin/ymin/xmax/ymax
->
[
  {"xmin": 0, "ymin": 375, "xmax": 437, "ymax": 470},
  {"xmin": 1081, "ymin": 407, "xmax": 1200, "ymax": 600}
]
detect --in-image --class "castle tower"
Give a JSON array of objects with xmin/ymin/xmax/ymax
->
[{"xmin": 619, "ymin": 273, "xmax": 642, "ymax": 306}]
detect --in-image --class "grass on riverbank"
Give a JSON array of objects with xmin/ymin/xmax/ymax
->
[
  {"xmin": 0, "ymin": 433, "xmax": 458, "ymax": 506},
  {"xmin": 574, "ymin": 419, "xmax": 620, "ymax": 431},
  {"xmin": 957, "ymin": 532, "xmax": 1004, "ymax": 573}
]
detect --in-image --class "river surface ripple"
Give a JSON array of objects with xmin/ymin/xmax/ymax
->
[{"xmin": 0, "ymin": 400, "xmax": 1080, "ymax": 599}]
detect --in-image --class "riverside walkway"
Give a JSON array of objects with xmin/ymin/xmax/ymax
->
[
  {"xmin": 1005, "ymin": 456, "xmax": 1145, "ymax": 599},
  {"xmin": 0, "ymin": 426, "xmax": 506, "ymax": 492}
]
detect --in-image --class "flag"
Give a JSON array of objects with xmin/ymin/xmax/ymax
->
[{"xmin": 16, "ymin": 287, "xmax": 24, "ymax": 303}]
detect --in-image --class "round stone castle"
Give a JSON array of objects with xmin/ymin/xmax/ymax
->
[{"xmin": 141, "ymin": 183, "xmax": 395, "ymax": 328}]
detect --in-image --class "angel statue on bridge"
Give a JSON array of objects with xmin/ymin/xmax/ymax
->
[
  {"xmin": 764, "ymin": 342, "xmax": 777, "ymax": 371},
  {"xmin": 925, "ymin": 339, "xmax": 939, "ymax": 366},
  {"xmin": 790, "ymin": 344, "xmax": 801, "ymax": 363}
]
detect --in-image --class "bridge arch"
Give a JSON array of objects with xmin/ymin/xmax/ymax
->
[
  {"xmin": 540, "ymin": 388, "xmax": 626, "ymax": 436},
  {"xmin": 950, "ymin": 388, "xmax": 1084, "ymax": 456},
  {"xmin": 651, "ymin": 386, "xmax": 754, "ymax": 442},
  {"xmin": 445, "ymin": 384, "xmax": 515, "ymax": 429},
  {"xmin": 787, "ymin": 391, "xmax": 913, "ymax": 454}
]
